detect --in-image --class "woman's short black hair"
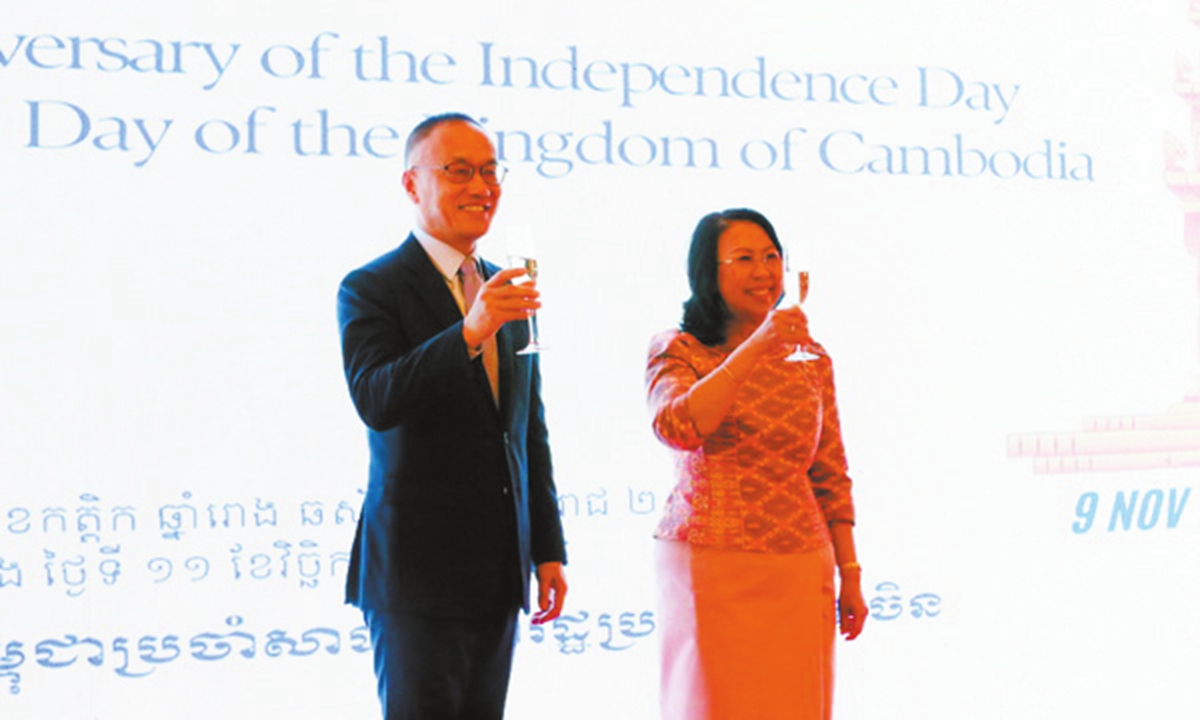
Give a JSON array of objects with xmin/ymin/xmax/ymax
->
[{"xmin": 680, "ymin": 208, "xmax": 783, "ymax": 346}]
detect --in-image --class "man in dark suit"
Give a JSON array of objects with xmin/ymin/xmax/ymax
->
[{"xmin": 337, "ymin": 112, "xmax": 568, "ymax": 719}]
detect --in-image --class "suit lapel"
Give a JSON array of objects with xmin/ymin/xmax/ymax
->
[
  {"xmin": 396, "ymin": 236, "xmax": 509, "ymax": 414},
  {"xmin": 482, "ymin": 259, "xmax": 518, "ymax": 426},
  {"xmin": 395, "ymin": 235, "xmax": 463, "ymax": 330}
]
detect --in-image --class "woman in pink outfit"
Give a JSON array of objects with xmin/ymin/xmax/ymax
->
[{"xmin": 646, "ymin": 208, "xmax": 866, "ymax": 720}]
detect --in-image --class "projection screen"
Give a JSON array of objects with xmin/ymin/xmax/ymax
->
[{"xmin": 2, "ymin": 1, "xmax": 1198, "ymax": 718}]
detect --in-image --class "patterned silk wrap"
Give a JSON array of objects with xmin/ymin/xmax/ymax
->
[{"xmin": 646, "ymin": 330, "xmax": 855, "ymax": 554}]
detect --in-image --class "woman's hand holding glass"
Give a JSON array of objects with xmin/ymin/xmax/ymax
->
[{"xmin": 743, "ymin": 305, "xmax": 812, "ymax": 361}]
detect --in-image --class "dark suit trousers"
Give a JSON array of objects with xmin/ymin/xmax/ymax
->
[{"xmin": 364, "ymin": 606, "xmax": 520, "ymax": 720}]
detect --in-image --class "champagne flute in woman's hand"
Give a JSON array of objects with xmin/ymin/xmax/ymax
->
[
  {"xmin": 505, "ymin": 224, "xmax": 546, "ymax": 355},
  {"xmin": 783, "ymin": 244, "xmax": 819, "ymax": 362}
]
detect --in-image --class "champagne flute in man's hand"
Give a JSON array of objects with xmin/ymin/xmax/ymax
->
[{"xmin": 505, "ymin": 225, "xmax": 546, "ymax": 355}]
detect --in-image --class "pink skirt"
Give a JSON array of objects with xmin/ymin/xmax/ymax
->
[{"xmin": 655, "ymin": 540, "xmax": 836, "ymax": 720}]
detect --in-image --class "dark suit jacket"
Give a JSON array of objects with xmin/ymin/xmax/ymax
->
[{"xmin": 337, "ymin": 235, "xmax": 566, "ymax": 617}]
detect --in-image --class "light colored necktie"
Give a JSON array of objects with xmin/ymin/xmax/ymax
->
[{"xmin": 459, "ymin": 256, "xmax": 500, "ymax": 405}]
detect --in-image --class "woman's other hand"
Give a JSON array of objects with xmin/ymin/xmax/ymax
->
[{"xmin": 838, "ymin": 573, "xmax": 867, "ymax": 640}]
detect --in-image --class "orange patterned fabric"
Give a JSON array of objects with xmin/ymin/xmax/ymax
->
[{"xmin": 647, "ymin": 330, "xmax": 855, "ymax": 554}]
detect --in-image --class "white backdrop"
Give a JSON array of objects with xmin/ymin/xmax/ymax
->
[{"xmin": 2, "ymin": 2, "xmax": 1199, "ymax": 718}]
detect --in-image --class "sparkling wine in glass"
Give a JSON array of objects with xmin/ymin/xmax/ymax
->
[
  {"xmin": 506, "ymin": 225, "xmax": 545, "ymax": 355},
  {"xmin": 783, "ymin": 249, "xmax": 819, "ymax": 363}
]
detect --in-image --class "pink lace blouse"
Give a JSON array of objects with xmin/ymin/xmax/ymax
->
[{"xmin": 647, "ymin": 330, "xmax": 855, "ymax": 554}]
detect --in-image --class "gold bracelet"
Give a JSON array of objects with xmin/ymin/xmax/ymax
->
[{"xmin": 839, "ymin": 562, "xmax": 862, "ymax": 573}]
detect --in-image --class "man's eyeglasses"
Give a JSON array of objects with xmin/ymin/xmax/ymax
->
[
  {"xmin": 719, "ymin": 251, "xmax": 783, "ymax": 271},
  {"xmin": 409, "ymin": 161, "xmax": 508, "ymax": 186}
]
